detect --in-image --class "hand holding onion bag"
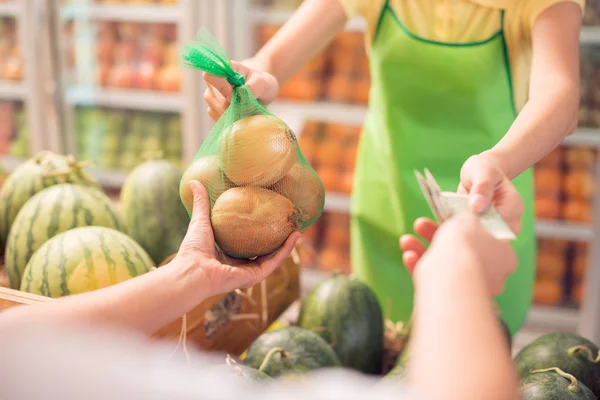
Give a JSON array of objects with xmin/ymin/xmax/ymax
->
[{"xmin": 179, "ymin": 28, "xmax": 325, "ymax": 259}]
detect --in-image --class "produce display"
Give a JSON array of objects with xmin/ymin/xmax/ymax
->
[
  {"xmin": 243, "ymin": 326, "xmax": 342, "ymax": 377},
  {"xmin": 0, "ymin": 152, "xmax": 99, "ymax": 251},
  {"xmin": 0, "ymin": 17, "xmax": 23, "ymax": 81},
  {"xmin": 64, "ymin": 19, "xmax": 180, "ymax": 91},
  {"xmin": 21, "ymin": 226, "xmax": 154, "ymax": 297},
  {"xmin": 179, "ymin": 28, "xmax": 324, "ymax": 259},
  {"xmin": 515, "ymin": 332, "xmax": 600, "ymax": 397},
  {"xmin": 297, "ymin": 274, "xmax": 384, "ymax": 374},
  {"xmin": 120, "ymin": 159, "xmax": 190, "ymax": 265},
  {"xmin": 5, "ymin": 183, "xmax": 125, "ymax": 289},
  {"xmin": 0, "ymin": 150, "xmax": 191, "ymax": 302},
  {"xmin": 0, "ymin": 101, "xmax": 29, "ymax": 158},
  {"xmin": 535, "ymin": 147, "xmax": 596, "ymax": 223},
  {"xmin": 74, "ymin": 107, "xmax": 183, "ymax": 170},
  {"xmin": 535, "ymin": 238, "xmax": 589, "ymax": 308},
  {"xmin": 257, "ymin": 26, "xmax": 370, "ymax": 105}
]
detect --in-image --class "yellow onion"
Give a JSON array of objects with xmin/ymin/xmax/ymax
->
[
  {"xmin": 221, "ymin": 115, "xmax": 298, "ymax": 186},
  {"xmin": 211, "ymin": 186, "xmax": 298, "ymax": 258},
  {"xmin": 180, "ymin": 155, "xmax": 234, "ymax": 212},
  {"xmin": 270, "ymin": 163, "xmax": 325, "ymax": 229}
]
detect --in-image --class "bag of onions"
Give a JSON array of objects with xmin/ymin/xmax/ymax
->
[{"xmin": 179, "ymin": 28, "xmax": 325, "ymax": 259}]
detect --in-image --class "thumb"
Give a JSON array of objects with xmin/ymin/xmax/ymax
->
[
  {"xmin": 464, "ymin": 168, "xmax": 502, "ymax": 214},
  {"xmin": 179, "ymin": 180, "xmax": 214, "ymax": 256},
  {"xmin": 188, "ymin": 180, "xmax": 212, "ymax": 231}
]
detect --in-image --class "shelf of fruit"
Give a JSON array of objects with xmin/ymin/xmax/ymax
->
[
  {"xmin": 61, "ymin": 1, "xmax": 181, "ymax": 24},
  {"xmin": 74, "ymin": 106, "xmax": 182, "ymax": 176},
  {"xmin": 67, "ymin": 86, "xmax": 182, "ymax": 112},
  {"xmin": 62, "ymin": 18, "xmax": 182, "ymax": 107}
]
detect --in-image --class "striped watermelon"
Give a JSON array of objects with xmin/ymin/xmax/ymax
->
[
  {"xmin": 5, "ymin": 184, "xmax": 124, "ymax": 289},
  {"xmin": 120, "ymin": 160, "xmax": 190, "ymax": 265},
  {"xmin": 0, "ymin": 152, "xmax": 98, "ymax": 249},
  {"xmin": 297, "ymin": 275, "xmax": 384, "ymax": 374},
  {"xmin": 20, "ymin": 226, "xmax": 154, "ymax": 297}
]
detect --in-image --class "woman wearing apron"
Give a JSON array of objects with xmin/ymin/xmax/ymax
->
[{"xmin": 203, "ymin": 0, "xmax": 582, "ymax": 334}]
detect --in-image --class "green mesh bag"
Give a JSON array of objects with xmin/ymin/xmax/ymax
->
[{"xmin": 179, "ymin": 27, "xmax": 325, "ymax": 259}]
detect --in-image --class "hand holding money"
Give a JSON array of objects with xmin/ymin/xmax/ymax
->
[{"xmin": 414, "ymin": 169, "xmax": 516, "ymax": 241}]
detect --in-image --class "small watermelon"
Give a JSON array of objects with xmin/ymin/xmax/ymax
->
[
  {"xmin": 521, "ymin": 368, "xmax": 595, "ymax": 400},
  {"xmin": 243, "ymin": 326, "xmax": 341, "ymax": 377},
  {"xmin": 5, "ymin": 184, "xmax": 124, "ymax": 289},
  {"xmin": 20, "ymin": 226, "xmax": 154, "ymax": 297},
  {"xmin": 120, "ymin": 160, "xmax": 190, "ymax": 265},
  {"xmin": 0, "ymin": 152, "xmax": 98, "ymax": 249},
  {"xmin": 297, "ymin": 275, "xmax": 384, "ymax": 374},
  {"xmin": 515, "ymin": 332, "xmax": 600, "ymax": 396}
]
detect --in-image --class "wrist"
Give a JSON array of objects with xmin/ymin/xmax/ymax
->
[
  {"xmin": 414, "ymin": 243, "xmax": 492, "ymax": 297},
  {"xmin": 482, "ymin": 149, "xmax": 514, "ymax": 180},
  {"xmin": 167, "ymin": 256, "xmax": 212, "ymax": 304}
]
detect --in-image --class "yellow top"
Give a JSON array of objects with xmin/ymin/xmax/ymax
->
[{"xmin": 339, "ymin": 0, "xmax": 584, "ymax": 111}]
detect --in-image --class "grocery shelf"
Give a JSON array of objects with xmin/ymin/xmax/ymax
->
[
  {"xmin": 269, "ymin": 100, "xmax": 368, "ymax": 125},
  {"xmin": 535, "ymin": 219, "xmax": 594, "ymax": 241},
  {"xmin": 87, "ymin": 167, "xmax": 129, "ymax": 190},
  {"xmin": 249, "ymin": 6, "xmax": 366, "ymax": 32},
  {"xmin": 324, "ymin": 191, "xmax": 352, "ymax": 213},
  {"xmin": 66, "ymin": 86, "xmax": 183, "ymax": 113},
  {"xmin": 527, "ymin": 305, "xmax": 579, "ymax": 331},
  {"xmin": 0, "ymin": 81, "xmax": 26, "ymax": 101},
  {"xmin": 0, "ymin": 2, "xmax": 18, "ymax": 17},
  {"xmin": 61, "ymin": 3, "xmax": 182, "ymax": 23},
  {"xmin": 581, "ymin": 26, "xmax": 600, "ymax": 45},
  {"xmin": 0, "ymin": 155, "xmax": 24, "ymax": 172},
  {"xmin": 562, "ymin": 128, "xmax": 600, "ymax": 148}
]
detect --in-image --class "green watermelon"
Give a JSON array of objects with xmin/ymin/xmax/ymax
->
[
  {"xmin": 20, "ymin": 226, "xmax": 153, "ymax": 297},
  {"xmin": 515, "ymin": 333, "xmax": 600, "ymax": 396},
  {"xmin": 297, "ymin": 275, "xmax": 384, "ymax": 374},
  {"xmin": 0, "ymin": 152, "xmax": 98, "ymax": 249},
  {"xmin": 243, "ymin": 326, "xmax": 341, "ymax": 377},
  {"xmin": 521, "ymin": 368, "xmax": 595, "ymax": 400},
  {"xmin": 5, "ymin": 184, "xmax": 124, "ymax": 289},
  {"xmin": 120, "ymin": 160, "xmax": 190, "ymax": 265}
]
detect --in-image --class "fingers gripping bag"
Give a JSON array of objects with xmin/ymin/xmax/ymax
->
[{"xmin": 179, "ymin": 28, "xmax": 325, "ymax": 259}]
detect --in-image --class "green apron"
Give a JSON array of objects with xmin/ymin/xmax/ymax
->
[{"xmin": 351, "ymin": 2, "xmax": 535, "ymax": 335}]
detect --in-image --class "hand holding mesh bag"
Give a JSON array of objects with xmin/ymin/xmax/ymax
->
[{"xmin": 179, "ymin": 27, "xmax": 325, "ymax": 259}]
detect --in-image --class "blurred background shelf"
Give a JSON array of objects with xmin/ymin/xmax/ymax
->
[
  {"xmin": 66, "ymin": 87, "xmax": 183, "ymax": 113},
  {"xmin": 563, "ymin": 128, "xmax": 600, "ymax": 148},
  {"xmin": 0, "ymin": 155, "xmax": 25, "ymax": 172},
  {"xmin": 270, "ymin": 101, "xmax": 368, "ymax": 125},
  {"xmin": 0, "ymin": 81, "xmax": 25, "ymax": 101},
  {"xmin": 535, "ymin": 220, "xmax": 594, "ymax": 241},
  {"xmin": 249, "ymin": 6, "xmax": 366, "ymax": 32},
  {"xmin": 0, "ymin": 2, "xmax": 18, "ymax": 17},
  {"xmin": 61, "ymin": 3, "xmax": 182, "ymax": 23},
  {"xmin": 581, "ymin": 26, "xmax": 600, "ymax": 45}
]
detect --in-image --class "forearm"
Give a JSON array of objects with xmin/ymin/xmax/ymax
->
[
  {"xmin": 247, "ymin": 0, "xmax": 347, "ymax": 83},
  {"xmin": 489, "ymin": 88, "xmax": 578, "ymax": 180},
  {"xmin": 487, "ymin": 2, "xmax": 581, "ymax": 180},
  {"xmin": 0, "ymin": 258, "xmax": 209, "ymax": 335},
  {"xmin": 409, "ymin": 251, "xmax": 518, "ymax": 400}
]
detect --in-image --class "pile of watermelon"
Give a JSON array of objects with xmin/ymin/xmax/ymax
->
[{"xmin": 0, "ymin": 151, "xmax": 190, "ymax": 298}]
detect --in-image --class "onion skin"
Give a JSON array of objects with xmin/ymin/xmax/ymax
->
[
  {"xmin": 180, "ymin": 155, "xmax": 234, "ymax": 212},
  {"xmin": 211, "ymin": 187, "xmax": 297, "ymax": 258},
  {"xmin": 221, "ymin": 115, "xmax": 298, "ymax": 187},
  {"xmin": 270, "ymin": 163, "xmax": 325, "ymax": 229}
]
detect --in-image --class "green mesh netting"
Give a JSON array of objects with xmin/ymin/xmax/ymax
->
[{"xmin": 179, "ymin": 27, "xmax": 325, "ymax": 259}]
